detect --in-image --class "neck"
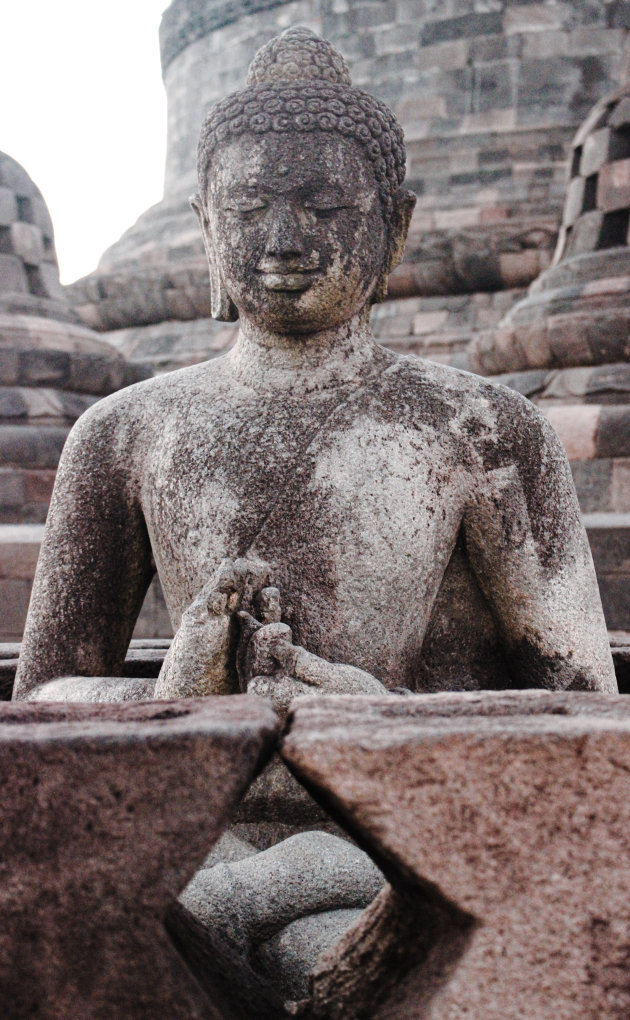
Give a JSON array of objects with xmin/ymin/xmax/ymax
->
[{"xmin": 225, "ymin": 310, "xmax": 381, "ymax": 392}]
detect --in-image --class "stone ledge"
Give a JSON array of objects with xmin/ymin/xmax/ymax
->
[{"xmin": 281, "ymin": 691, "xmax": 630, "ymax": 1017}]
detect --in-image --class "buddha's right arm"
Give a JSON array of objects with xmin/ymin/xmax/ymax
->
[{"xmin": 12, "ymin": 400, "xmax": 154, "ymax": 700}]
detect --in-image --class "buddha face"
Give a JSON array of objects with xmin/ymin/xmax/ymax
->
[{"xmin": 200, "ymin": 132, "xmax": 388, "ymax": 334}]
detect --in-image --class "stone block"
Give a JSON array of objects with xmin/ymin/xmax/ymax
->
[
  {"xmin": 36, "ymin": 260, "xmax": 64, "ymax": 301},
  {"xmin": 0, "ymin": 524, "xmax": 44, "ymax": 580},
  {"xmin": 9, "ymin": 223, "xmax": 44, "ymax": 266},
  {"xmin": 585, "ymin": 513, "xmax": 630, "ymax": 575},
  {"xmin": 282, "ymin": 692, "xmax": 630, "ymax": 1019},
  {"xmin": 0, "ymin": 425, "xmax": 69, "ymax": 469},
  {"xmin": 570, "ymin": 458, "xmax": 612, "ymax": 513},
  {"xmin": 543, "ymin": 404, "xmax": 599, "ymax": 460},
  {"xmin": 0, "ymin": 469, "xmax": 24, "ymax": 510},
  {"xmin": 547, "ymin": 314, "xmax": 596, "ymax": 367},
  {"xmin": 411, "ymin": 310, "xmax": 449, "ymax": 335},
  {"xmin": 0, "ymin": 189, "xmax": 17, "ymax": 228},
  {"xmin": 346, "ymin": 2, "xmax": 396, "ymax": 32},
  {"xmin": 0, "ymin": 697, "xmax": 278, "ymax": 1018},
  {"xmin": 421, "ymin": 12, "xmax": 502, "ymax": 47},
  {"xmin": 0, "ymin": 578, "xmax": 31, "ymax": 637},
  {"xmin": 521, "ymin": 29, "xmax": 569, "ymax": 61},
  {"xmin": 23, "ymin": 468, "xmax": 56, "ymax": 506},
  {"xmin": 472, "ymin": 59, "xmax": 515, "ymax": 114},
  {"xmin": 28, "ymin": 195, "xmax": 54, "ymax": 237},
  {"xmin": 597, "ymin": 158, "xmax": 630, "ymax": 212},
  {"xmin": 0, "ymin": 255, "xmax": 28, "ymax": 294},
  {"xmin": 17, "ymin": 349, "xmax": 70, "ymax": 388},
  {"xmin": 580, "ymin": 127, "xmax": 612, "ymax": 176},
  {"xmin": 498, "ymin": 250, "xmax": 541, "ymax": 289},
  {"xmin": 611, "ymin": 458, "xmax": 630, "ymax": 512},
  {"xmin": 597, "ymin": 572, "xmax": 630, "ymax": 630},
  {"xmin": 504, "ymin": 4, "xmax": 567, "ymax": 35},
  {"xmin": 597, "ymin": 406, "xmax": 630, "ymax": 458}
]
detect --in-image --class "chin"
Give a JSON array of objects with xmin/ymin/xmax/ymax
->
[{"xmin": 238, "ymin": 287, "xmax": 369, "ymax": 334}]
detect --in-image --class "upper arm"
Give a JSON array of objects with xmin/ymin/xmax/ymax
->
[
  {"xmin": 462, "ymin": 393, "xmax": 616, "ymax": 693},
  {"xmin": 13, "ymin": 398, "xmax": 154, "ymax": 699}
]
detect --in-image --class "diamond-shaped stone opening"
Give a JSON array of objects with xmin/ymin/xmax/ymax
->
[{"xmin": 166, "ymin": 747, "xmax": 476, "ymax": 1019}]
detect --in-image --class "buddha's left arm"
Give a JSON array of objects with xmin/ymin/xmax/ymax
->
[
  {"xmin": 462, "ymin": 396, "xmax": 617, "ymax": 693},
  {"xmin": 13, "ymin": 399, "xmax": 154, "ymax": 699}
]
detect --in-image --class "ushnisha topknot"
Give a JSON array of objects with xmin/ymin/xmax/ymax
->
[{"xmin": 197, "ymin": 27, "xmax": 406, "ymax": 217}]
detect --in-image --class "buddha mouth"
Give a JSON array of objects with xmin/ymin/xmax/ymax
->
[{"xmin": 256, "ymin": 260, "xmax": 320, "ymax": 291}]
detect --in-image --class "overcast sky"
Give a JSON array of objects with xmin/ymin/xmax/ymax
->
[{"xmin": 2, "ymin": 1, "xmax": 168, "ymax": 283}]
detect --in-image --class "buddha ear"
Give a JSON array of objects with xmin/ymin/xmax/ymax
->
[
  {"xmin": 190, "ymin": 194, "xmax": 239, "ymax": 322},
  {"xmin": 372, "ymin": 188, "xmax": 417, "ymax": 304}
]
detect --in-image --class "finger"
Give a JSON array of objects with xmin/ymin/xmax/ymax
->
[
  {"xmin": 236, "ymin": 611, "xmax": 263, "ymax": 642},
  {"xmin": 256, "ymin": 586, "xmax": 282, "ymax": 624},
  {"xmin": 246, "ymin": 623, "xmax": 293, "ymax": 679},
  {"xmin": 235, "ymin": 611, "xmax": 262, "ymax": 691}
]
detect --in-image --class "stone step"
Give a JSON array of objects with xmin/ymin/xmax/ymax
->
[
  {"xmin": 582, "ymin": 513, "xmax": 630, "ymax": 631},
  {"xmin": 570, "ymin": 458, "xmax": 630, "ymax": 514},
  {"xmin": 0, "ymin": 467, "xmax": 56, "ymax": 524},
  {"xmin": 0, "ymin": 524, "xmax": 170, "ymax": 642}
]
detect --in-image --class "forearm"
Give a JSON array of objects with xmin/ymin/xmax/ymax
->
[
  {"xmin": 13, "ymin": 403, "xmax": 153, "ymax": 699},
  {"xmin": 291, "ymin": 646, "xmax": 388, "ymax": 695},
  {"xmin": 464, "ymin": 451, "xmax": 616, "ymax": 694}
]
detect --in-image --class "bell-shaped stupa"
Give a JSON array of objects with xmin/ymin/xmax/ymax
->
[
  {"xmin": 0, "ymin": 152, "xmax": 152, "ymax": 639},
  {"xmin": 464, "ymin": 67, "xmax": 630, "ymax": 632}
]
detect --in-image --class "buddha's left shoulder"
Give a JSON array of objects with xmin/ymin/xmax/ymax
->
[{"xmin": 384, "ymin": 354, "xmax": 563, "ymax": 457}]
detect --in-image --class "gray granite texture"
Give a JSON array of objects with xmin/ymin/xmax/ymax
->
[
  {"xmin": 15, "ymin": 27, "xmax": 616, "ymax": 702},
  {"xmin": 10, "ymin": 28, "xmax": 621, "ymax": 1017}
]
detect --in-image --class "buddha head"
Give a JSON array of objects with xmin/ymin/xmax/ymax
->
[{"xmin": 191, "ymin": 27, "xmax": 416, "ymax": 334}]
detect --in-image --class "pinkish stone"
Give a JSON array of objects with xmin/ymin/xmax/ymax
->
[
  {"xmin": 282, "ymin": 691, "xmax": 630, "ymax": 1019},
  {"xmin": 0, "ymin": 696, "xmax": 278, "ymax": 1019}
]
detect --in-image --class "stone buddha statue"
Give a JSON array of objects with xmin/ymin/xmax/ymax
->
[
  {"xmin": 13, "ymin": 28, "xmax": 615, "ymax": 705},
  {"xmin": 11, "ymin": 26, "xmax": 617, "ymax": 1015}
]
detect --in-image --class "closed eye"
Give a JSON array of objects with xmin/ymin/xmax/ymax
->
[
  {"xmin": 225, "ymin": 203, "xmax": 267, "ymax": 218},
  {"xmin": 305, "ymin": 204, "xmax": 349, "ymax": 218}
]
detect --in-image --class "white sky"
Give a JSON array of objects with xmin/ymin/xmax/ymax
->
[{"xmin": 2, "ymin": 1, "xmax": 168, "ymax": 283}]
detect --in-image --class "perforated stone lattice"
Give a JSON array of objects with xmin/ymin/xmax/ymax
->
[
  {"xmin": 558, "ymin": 87, "xmax": 630, "ymax": 261},
  {"xmin": 0, "ymin": 152, "xmax": 58, "ymax": 301}
]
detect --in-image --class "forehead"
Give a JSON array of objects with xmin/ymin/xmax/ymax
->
[{"xmin": 209, "ymin": 132, "xmax": 376, "ymax": 195}]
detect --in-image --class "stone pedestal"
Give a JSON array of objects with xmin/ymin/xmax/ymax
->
[
  {"xmin": 282, "ymin": 691, "xmax": 630, "ymax": 1018},
  {"xmin": 0, "ymin": 696, "xmax": 278, "ymax": 1019}
]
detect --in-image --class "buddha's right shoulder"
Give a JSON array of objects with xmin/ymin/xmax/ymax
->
[{"xmin": 65, "ymin": 360, "xmax": 224, "ymax": 449}]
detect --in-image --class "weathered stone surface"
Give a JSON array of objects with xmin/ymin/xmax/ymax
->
[
  {"xmin": 11, "ymin": 28, "xmax": 622, "ymax": 1016},
  {"xmin": 282, "ymin": 691, "xmax": 630, "ymax": 1018},
  {"xmin": 15, "ymin": 28, "xmax": 615, "ymax": 708},
  {"xmin": 174, "ymin": 831, "xmax": 383, "ymax": 1008},
  {"xmin": 0, "ymin": 696, "xmax": 278, "ymax": 1019},
  {"xmin": 0, "ymin": 153, "xmax": 152, "ymax": 534},
  {"xmin": 66, "ymin": 0, "xmax": 629, "ymax": 369}
]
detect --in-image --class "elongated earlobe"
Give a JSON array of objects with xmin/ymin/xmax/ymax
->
[
  {"xmin": 190, "ymin": 194, "xmax": 239, "ymax": 322},
  {"xmin": 372, "ymin": 189, "xmax": 417, "ymax": 305}
]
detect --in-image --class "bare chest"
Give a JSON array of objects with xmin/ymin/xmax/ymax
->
[{"xmin": 140, "ymin": 397, "xmax": 468, "ymax": 677}]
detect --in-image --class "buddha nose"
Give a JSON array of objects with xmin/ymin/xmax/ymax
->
[{"xmin": 265, "ymin": 204, "xmax": 305, "ymax": 257}]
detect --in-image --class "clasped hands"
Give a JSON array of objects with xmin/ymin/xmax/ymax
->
[{"xmin": 155, "ymin": 557, "xmax": 387, "ymax": 710}]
